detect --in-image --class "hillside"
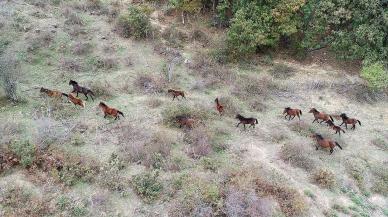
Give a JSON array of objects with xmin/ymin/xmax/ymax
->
[{"xmin": 0, "ymin": 1, "xmax": 387, "ymax": 217}]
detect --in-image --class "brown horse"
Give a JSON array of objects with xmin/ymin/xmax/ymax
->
[
  {"xmin": 99, "ymin": 102, "xmax": 124, "ymax": 120},
  {"xmin": 340, "ymin": 113, "xmax": 361, "ymax": 130},
  {"xmin": 168, "ymin": 89, "xmax": 186, "ymax": 100},
  {"xmin": 325, "ymin": 120, "xmax": 346, "ymax": 135},
  {"xmin": 40, "ymin": 87, "xmax": 68, "ymax": 99},
  {"xmin": 236, "ymin": 114, "xmax": 258, "ymax": 130},
  {"xmin": 311, "ymin": 133, "xmax": 342, "ymax": 154},
  {"xmin": 309, "ymin": 108, "xmax": 334, "ymax": 124},
  {"xmin": 215, "ymin": 98, "xmax": 224, "ymax": 116},
  {"xmin": 283, "ymin": 107, "xmax": 302, "ymax": 120},
  {"xmin": 68, "ymin": 93, "xmax": 85, "ymax": 108},
  {"xmin": 69, "ymin": 80, "xmax": 95, "ymax": 101},
  {"xmin": 176, "ymin": 115, "xmax": 195, "ymax": 128}
]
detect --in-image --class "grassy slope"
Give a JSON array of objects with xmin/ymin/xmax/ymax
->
[{"xmin": 1, "ymin": 1, "xmax": 387, "ymax": 217}]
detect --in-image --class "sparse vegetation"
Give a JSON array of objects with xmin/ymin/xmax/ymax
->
[
  {"xmin": 0, "ymin": 54, "xmax": 20, "ymax": 102},
  {"xmin": 312, "ymin": 168, "xmax": 336, "ymax": 189},
  {"xmin": 132, "ymin": 170, "xmax": 163, "ymax": 202},
  {"xmin": 116, "ymin": 6, "xmax": 152, "ymax": 39},
  {"xmin": 9, "ymin": 140, "xmax": 36, "ymax": 168}
]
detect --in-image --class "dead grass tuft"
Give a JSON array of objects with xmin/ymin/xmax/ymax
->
[
  {"xmin": 269, "ymin": 63, "xmax": 296, "ymax": 79},
  {"xmin": 134, "ymin": 73, "xmax": 166, "ymax": 94},
  {"xmin": 88, "ymin": 80, "xmax": 115, "ymax": 99},
  {"xmin": 60, "ymin": 58, "xmax": 82, "ymax": 72},
  {"xmin": 232, "ymin": 74, "xmax": 277, "ymax": 100},
  {"xmin": 72, "ymin": 41, "xmax": 93, "ymax": 55},
  {"xmin": 312, "ymin": 168, "xmax": 336, "ymax": 189},
  {"xmin": 280, "ymin": 143, "xmax": 317, "ymax": 171},
  {"xmin": 184, "ymin": 126, "xmax": 213, "ymax": 158},
  {"xmin": 145, "ymin": 97, "xmax": 163, "ymax": 108}
]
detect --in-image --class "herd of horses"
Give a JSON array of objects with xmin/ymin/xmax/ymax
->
[{"xmin": 40, "ymin": 80, "xmax": 362, "ymax": 154}]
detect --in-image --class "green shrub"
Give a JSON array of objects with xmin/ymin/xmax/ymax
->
[
  {"xmin": 116, "ymin": 6, "xmax": 151, "ymax": 39},
  {"xmin": 162, "ymin": 104, "xmax": 210, "ymax": 127},
  {"xmin": 9, "ymin": 140, "xmax": 36, "ymax": 168},
  {"xmin": 361, "ymin": 62, "xmax": 388, "ymax": 90},
  {"xmin": 58, "ymin": 155, "xmax": 99, "ymax": 186},
  {"xmin": 132, "ymin": 170, "xmax": 163, "ymax": 202}
]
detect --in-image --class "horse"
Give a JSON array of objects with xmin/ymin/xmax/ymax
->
[
  {"xmin": 311, "ymin": 133, "xmax": 342, "ymax": 154},
  {"xmin": 215, "ymin": 98, "xmax": 224, "ymax": 116},
  {"xmin": 40, "ymin": 87, "xmax": 68, "ymax": 99},
  {"xmin": 98, "ymin": 102, "xmax": 124, "ymax": 120},
  {"xmin": 69, "ymin": 80, "xmax": 95, "ymax": 101},
  {"xmin": 309, "ymin": 108, "xmax": 334, "ymax": 124},
  {"xmin": 325, "ymin": 120, "xmax": 346, "ymax": 135},
  {"xmin": 68, "ymin": 93, "xmax": 85, "ymax": 108},
  {"xmin": 340, "ymin": 113, "xmax": 361, "ymax": 130},
  {"xmin": 176, "ymin": 115, "xmax": 195, "ymax": 128},
  {"xmin": 283, "ymin": 107, "xmax": 302, "ymax": 120},
  {"xmin": 168, "ymin": 89, "xmax": 186, "ymax": 100},
  {"xmin": 236, "ymin": 114, "xmax": 258, "ymax": 130}
]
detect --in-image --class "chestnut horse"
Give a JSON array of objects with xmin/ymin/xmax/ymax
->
[
  {"xmin": 236, "ymin": 114, "xmax": 258, "ymax": 130},
  {"xmin": 99, "ymin": 102, "xmax": 124, "ymax": 120},
  {"xmin": 215, "ymin": 98, "xmax": 224, "ymax": 116},
  {"xmin": 40, "ymin": 87, "xmax": 68, "ymax": 99},
  {"xmin": 283, "ymin": 107, "xmax": 302, "ymax": 120},
  {"xmin": 311, "ymin": 133, "xmax": 342, "ymax": 154},
  {"xmin": 68, "ymin": 93, "xmax": 85, "ymax": 108},
  {"xmin": 168, "ymin": 89, "xmax": 186, "ymax": 100},
  {"xmin": 340, "ymin": 113, "xmax": 361, "ymax": 130},
  {"xmin": 176, "ymin": 115, "xmax": 195, "ymax": 128},
  {"xmin": 309, "ymin": 108, "xmax": 334, "ymax": 124},
  {"xmin": 69, "ymin": 80, "xmax": 95, "ymax": 101},
  {"xmin": 325, "ymin": 120, "xmax": 346, "ymax": 136}
]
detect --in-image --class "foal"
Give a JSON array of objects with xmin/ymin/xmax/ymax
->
[
  {"xmin": 325, "ymin": 120, "xmax": 346, "ymax": 136},
  {"xmin": 176, "ymin": 115, "xmax": 195, "ymax": 128},
  {"xmin": 40, "ymin": 87, "xmax": 68, "ymax": 99},
  {"xmin": 168, "ymin": 89, "xmax": 186, "ymax": 100},
  {"xmin": 311, "ymin": 133, "xmax": 342, "ymax": 154},
  {"xmin": 215, "ymin": 98, "xmax": 224, "ymax": 116},
  {"xmin": 236, "ymin": 114, "xmax": 258, "ymax": 130},
  {"xmin": 68, "ymin": 93, "xmax": 85, "ymax": 108},
  {"xmin": 69, "ymin": 80, "xmax": 95, "ymax": 101},
  {"xmin": 283, "ymin": 107, "xmax": 302, "ymax": 120},
  {"xmin": 99, "ymin": 102, "xmax": 124, "ymax": 120},
  {"xmin": 340, "ymin": 113, "xmax": 361, "ymax": 130},
  {"xmin": 309, "ymin": 108, "xmax": 334, "ymax": 124}
]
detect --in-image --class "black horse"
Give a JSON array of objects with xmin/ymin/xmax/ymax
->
[
  {"xmin": 236, "ymin": 114, "xmax": 258, "ymax": 130},
  {"xmin": 69, "ymin": 80, "xmax": 95, "ymax": 101}
]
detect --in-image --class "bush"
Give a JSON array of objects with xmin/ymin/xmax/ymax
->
[
  {"xmin": 9, "ymin": 140, "xmax": 36, "ymax": 168},
  {"xmin": 58, "ymin": 154, "xmax": 99, "ymax": 186},
  {"xmin": 184, "ymin": 126, "xmax": 213, "ymax": 158},
  {"xmin": 134, "ymin": 73, "xmax": 166, "ymax": 94},
  {"xmin": 0, "ymin": 54, "xmax": 20, "ymax": 102},
  {"xmin": 97, "ymin": 154, "xmax": 128, "ymax": 193},
  {"xmin": 361, "ymin": 62, "xmax": 388, "ymax": 90},
  {"xmin": 312, "ymin": 168, "xmax": 336, "ymax": 189},
  {"xmin": 132, "ymin": 170, "xmax": 163, "ymax": 202},
  {"xmin": 269, "ymin": 63, "xmax": 296, "ymax": 79},
  {"xmin": 116, "ymin": 6, "xmax": 151, "ymax": 39},
  {"xmin": 232, "ymin": 74, "xmax": 277, "ymax": 100},
  {"xmin": 162, "ymin": 104, "xmax": 209, "ymax": 127},
  {"xmin": 280, "ymin": 143, "xmax": 317, "ymax": 171}
]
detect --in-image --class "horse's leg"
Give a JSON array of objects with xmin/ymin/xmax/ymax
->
[
  {"xmin": 291, "ymin": 116, "xmax": 295, "ymax": 120},
  {"xmin": 352, "ymin": 124, "xmax": 355, "ymax": 130},
  {"xmin": 312, "ymin": 119, "xmax": 317, "ymax": 123},
  {"xmin": 316, "ymin": 145, "xmax": 319, "ymax": 150},
  {"xmin": 319, "ymin": 120, "xmax": 325, "ymax": 124},
  {"xmin": 90, "ymin": 94, "xmax": 94, "ymax": 101},
  {"xmin": 345, "ymin": 123, "xmax": 348, "ymax": 129},
  {"xmin": 76, "ymin": 92, "xmax": 79, "ymax": 97},
  {"xmin": 289, "ymin": 116, "xmax": 292, "ymax": 120},
  {"xmin": 243, "ymin": 124, "xmax": 246, "ymax": 130},
  {"xmin": 172, "ymin": 96, "xmax": 175, "ymax": 101},
  {"xmin": 84, "ymin": 93, "xmax": 88, "ymax": 100},
  {"xmin": 330, "ymin": 148, "xmax": 333, "ymax": 154},
  {"xmin": 236, "ymin": 122, "xmax": 240, "ymax": 128},
  {"xmin": 103, "ymin": 114, "xmax": 107, "ymax": 118},
  {"xmin": 340, "ymin": 122, "xmax": 344, "ymax": 126},
  {"xmin": 298, "ymin": 114, "xmax": 300, "ymax": 120},
  {"xmin": 285, "ymin": 115, "xmax": 288, "ymax": 119},
  {"xmin": 253, "ymin": 124, "xmax": 255, "ymax": 128}
]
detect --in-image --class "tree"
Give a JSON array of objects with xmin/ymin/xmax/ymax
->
[{"xmin": 169, "ymin": 0, "xmax": 202, "ymax": 24}]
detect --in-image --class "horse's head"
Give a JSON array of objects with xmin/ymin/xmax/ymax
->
[
  {"xmin": 69, "ymin": 80, "xmax": 77, "ymax": 86},
  {"xmin": 311, "ymin": 133, "xmax": 323, "ymax": 140},
  {"xmin": 309, "ymin": 108, "xmax": 317, "ymax": 113},
  {"xmin": 167, "ymin": 89, "xmax": 173, "ymax": 93},
  {"xmin": 235, "ymin": 114, "xmax": 243, "ymax": 119},
  {"xmin": 40, "ymin": 87, "xmax": 46, "ymax": 93},
  {"xmin": 340, "ymin": 113, "xmax": 348, "ymax": 119},
  {"xmin": 98, "ymin": 102, "xmax": 106, "ymax": 108},
  {"xmin": 215, "ymin": 98, "xmax": 219, "ymax": 102},
  {"xmin": 325, "ymin": 120, "xmax": 333, "ymax": 125},
  {"xmin": 283, "ymin": 107, "xmax": 291, "ymax": 114}
]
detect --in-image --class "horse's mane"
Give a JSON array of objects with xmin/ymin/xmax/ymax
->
[
  {"xmin": 99, "ymin": 102, "xmax": 107, "ymax": 107},
  {"xmin": 340, "ymin": 113, "xmax": 349, "ymax": 119},
  {"xmin": 315, "ymin": 134, "xmax": 324, "ymax": 140},
  {"xmin": 285, "ymin": 107, "xmax": 291, "ymax": 110},
  {"xmin": 310, "ymin": 108, "xmax": 318, "ymax": 112},
  {"xmin": 40, "ymin": 87, "xmax": 48, "ymax": 92},
  {"xmin": 69, "ymin": 80, "xmax": 78, "ymax": 85},
  {"xmin": 215, "ymin": 98, "xmax": 219, "ymax": 103},
  {"xmin": 168, "ymin": 89, "xmax": 174, "ymax": 92}
]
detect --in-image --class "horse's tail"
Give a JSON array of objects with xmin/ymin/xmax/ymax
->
[
  {"xmin": 299, "ymin": 110, "xmax": 302, "ymax": 116},
  {"xmin": 255, "ymin": 118, "xmax": 258, "ymax": 124},
  {"xmin": 62, "ymin": 93, "xmax": 68, "ymax": 97},
  {"xmin": 329, "ymin": 115, "xmax": 334, "ymax": 122},
  {"xmin": 357, "ymin": 120, "xmax": 361, "ymax": 126},
  {"xmin": 118, "ymin": 111, "xmax": 124, "ymax": 117},
  {"xmin": 335, "ymin": 142, "xmax": 342, "ymax": 150}
]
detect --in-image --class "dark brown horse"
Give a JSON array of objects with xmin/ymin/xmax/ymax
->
[
  {"xmin": 40, "ymin": 87, "xmax": 68, "ymax": 99},
  {"xmin": 311, "ymin": 133, "xmax": 342, "ymax": 154},
  {"xmin": 99, "ymin": 102, "xmax": 124, "ymax": 120},
  {"xmin": 340, "ymin": 113, "xmax": 361, "ymax": 130},
  {"xmin": 309, "ymin": 108, "xmax": 334, "ymax": 124},
  {"xmin": 236, "ymin": 114, "xmax": 258, "ymax": 130},
  {"xmin": 168, "ymin": 89, "xmax": 186, "ymax": 100},
  {"xmin": 283, "ymin": 107, "xmax": 302, "ymax": 120},
  {"xmin": 176, "ymin": 115, "xmax": 195, "ymax": 128},
  {"xmin": 215, "ymin": 98, "xmax": 224, "ymax": 116},
  {"xmin": 325, "ymin": 120, "xmax": 346, "ymax": 135},
  {"xmin": 69, "ymin": 80, "xmax": 95, "ymax": 101}
]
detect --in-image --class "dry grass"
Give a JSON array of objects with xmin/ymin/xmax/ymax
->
[
  {"xmin": 232, "ymin": 74, "xmax": 277, "ymax": 100},
  {"xmin": 312, "ymin": 168, "xmax": 336, "ymax": 189},
  {"xmin": 184, "ymin": 126, "xmax": 213, "ymax": 159},
  {"xmin": 280, "ymin": 142, "xmax": 317, "ymax": 171},
  {"xmin": 134, "ymin": 73, "xmax": 166, "ymax": 94},
  {"xmin": 269, "ymin": 63, "xmax": 296, "ymax": 79},
  {"xmin": 72, "ymin": 41, "xmax": 93, "ymax": 55}
]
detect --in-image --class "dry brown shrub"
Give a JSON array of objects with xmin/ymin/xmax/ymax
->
[
  {"xmin": 146, "ymin": 97, "xmax": 163, "ymax": 108},
  {"xmin": 335, "ymin": 82, "xmax": 388, "ymax": 103},
  {"xmin": 184, "ymin": 126, "xmax": 213, "ymax": 158},
  {"xmin": 72, "ymin": 41, "xmax": 93, "ymax": 55},
  {"xmin": 280, "ymin": 143, "xmax": 317, "ymax": 171},
  {"xmin": 190, "ymin": 28, "xmax": 209, "ymax": 44},
  {"xmin": 64, "ymin": 13, "xmax": 85, "ymax": 26},
  {"xmin": 60, "ymin": 58, "xmax": 82, "ymax": 72},
  {"xmin": 26, "ymin": 32, "xmax": 54, "ymax": 53},
  {"xmin": 288, "ymin": 121, "xmax": 314, "ymax": 137},
  {"xmin": 134, "ymin": 73, "xmax": 166, "ymax": 94},
  {"xmin": 269, "ymin": 63, "xmax": 296, "ymax": 79},
  {"xmin": 312, "ymin": 168, "xmax": 336, "ymax": 189},
  {"xmin": 88, "ymin": 80, "xmax": 115, "ymax": 99},
  {"xmin": 232, "ymin": 74, "xmax": 276, "ymax": 100}
]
